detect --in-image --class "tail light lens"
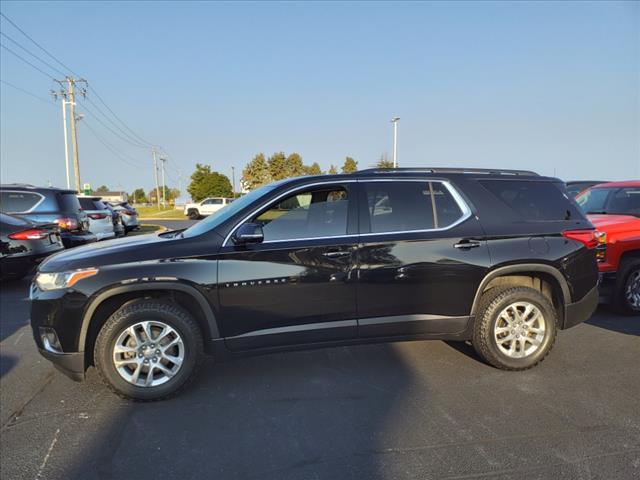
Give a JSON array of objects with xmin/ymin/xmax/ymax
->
[
  {"xmin": 123, "ymin": 210, "xmax": 137, "ymax": 216},
  {"xmin": 8, "ymin": 229, "xmax": 49, "ymax": 240},
  {"xmin": 562, "ymin": 229, "xmax": 598, "ymax": 249},
  {"xmin": 595, "ymin": 231, "xmax": 607, "ymax": 262},
  {"xmin": 88, "ymin": 213, "xmax": 108, "ymax": 220},
  {"xmin": 54, "ymin": 217, "xmax": 79, "ymax": 231}
]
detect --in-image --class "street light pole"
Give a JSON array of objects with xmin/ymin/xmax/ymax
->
[
  {"xmin": 61, "ymin": 99, "xmax": 70, "ymax": 189},
  {"xmin": 231, "ymin": 166, "xmax": 236, "ymax": 197},
  {"xmin": 391, "ymin": 117, "xmax": 400, "ymax": 168}
]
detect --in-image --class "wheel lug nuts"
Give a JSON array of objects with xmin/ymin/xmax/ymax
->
[
  {"xmin": 152, "ymin": 357, "xmax": 157, "ymax": 362},
  {"xmin": 155, "ymin": 350, "xmax": 160, "ymax": 354},
  {"xmin": 138, "ymin": 353, "xmax": 143, "ymax": 358},
  {"xmin": 144, "ymin": 359, "xmax": 149, "ymax": 364}
]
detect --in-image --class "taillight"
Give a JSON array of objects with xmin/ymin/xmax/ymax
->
[
  {"xmin": 8, "ymin": 229, "xmax": 49, "ymax": 240},
  {"xmin": 124, "ymin": 210, "xmax": 137, "ymax": 216},
  {"xmin": 88, "ymin": 213, "xmax": 108, "ymax": 220},
  {"xmin": 595, "ymin": 231, "xmax": 607, "ymax": 262},
  {"xmin": 562, "ymin": 229, "xmax": 598, "ymax": 249},
  {"xmin": 54, "ymin": 217, "xmax": 79, "ymax": 231}
]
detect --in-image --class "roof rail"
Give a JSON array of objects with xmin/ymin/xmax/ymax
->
[
  {"xmin": 358, "ymin": 167, "xmax": 539, "ymax": 176},
  {"xmin": 0, "ymin": 183, "xmax": 38, "ymax": 188}
]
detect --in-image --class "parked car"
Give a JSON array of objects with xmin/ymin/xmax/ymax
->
[
  {"xmin": 565, "ymin": 180, "xmax": 605, "ymax": 198},
  {"xmin": 184, "ymin": 197, "xmax": 233, "ymax": 219},
  {"xmin": 576, "ymin": 180, "xmax": 640, "ymax": 314},
  {"xmin": 30, "ymin": 168, "xmax": 599, "ymax": 400},
  {"xmin": 0, "ymin": 184, "xmax": 97, "ymax": 248},
  {"xmin": 78, "ymin": 196, "xmax": 117, "ymax": 241},
  {"xmin": 108, "ymin": 202, "xmax": 139, "ymax": 233},
  {"xmin": 103, "ymin": 203, "xmax": 126, "ymax": 237},
  {"xmin": 1, "ymin": 213, "xmax": 64, "ymax": 281}
]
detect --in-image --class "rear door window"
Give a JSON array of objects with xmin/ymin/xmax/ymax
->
[
  {"xmin": 0, "ymin": 191, "xmax": 43, "ymax": 213},
  {"xmin": 362, "ymin": 181, "xmax": 465, "ymax": 233},
  {"xmin": 479, "ymin": 180, "xmax": 581, "ymax": 221}
]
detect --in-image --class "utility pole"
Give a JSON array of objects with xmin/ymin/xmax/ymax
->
[
  {"xmin": 152, "ymin": 147, "xmax": 160, "ymax": 208},
  {"xmin": 67, "ymin": 78, "xmax": 82, "ymax": 191},
  {"xmin": 57, "ymin": 96, "xmax": 71, "ymax": 188},
  {"xmin": 231, "ymin": 166, "xmax": 236, "ymax": 197},
  {"xmin": 160, "ymin": 157, "xmax": 167, "ymax": 207},
  {"xmin": 391, "ymin": 117, "xmax": 400, "ymax": 168}
]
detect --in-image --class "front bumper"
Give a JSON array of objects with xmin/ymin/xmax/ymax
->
[
  {"xmin": 38, "ymin": 348, "xmax": 85, "ymax": 381},
  {"xmin": 563, "ymin": 285, "xmax": 599, "ymax": 329}
]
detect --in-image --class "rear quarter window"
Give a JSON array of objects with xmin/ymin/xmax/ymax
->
[
  {"xmin": 0, "ymin": 191, "xmax": 43, "ymax": 213},
  {"xmin": 479, "ymin": 180, "xmax": 582, "ymax": 221}
]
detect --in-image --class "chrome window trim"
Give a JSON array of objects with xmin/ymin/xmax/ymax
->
[
  {"xmin": 1, "ymin": 190, "xmax": 46, "ymax": 214},
  {"xmin": 222, "ymin": 178, "xmax": 472, "ymax": 246}
]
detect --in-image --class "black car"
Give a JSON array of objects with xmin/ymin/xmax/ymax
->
[
  {"xmin": 0, "ymin": 213, "xmax": 64, "ymax": 281},
  {"xmin": 0, "ymin": 184, "xmax": 97, "ymax": 248},
  {"xmin": 565, "ymin": 180, "xmax": 605, "ymax": 198},
  {"xmin": 30, "ymin": 168, "xmax": 599, "ymax": 400}
]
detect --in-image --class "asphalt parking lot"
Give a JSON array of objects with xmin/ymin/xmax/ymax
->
[{"xmin": 1, "ymin": 223, "xmax": 639, "ymax": 480}]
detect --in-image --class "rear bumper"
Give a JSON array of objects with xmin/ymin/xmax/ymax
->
[
  {"xmin": 94, "ymin": 231, "xmax": 116, "ymax": 241},
  {"xmin": 597, "ymin": 272, "xmax": 616, "ymax": 303},
  {"xmin": 37, "ymin": 348, "xmax": 85, "ymax": 381},
  {"xmin": 61, "ymin": 231, "xmax": 97, "ymax": 248},
  {"xmin": 563, "ymin": 285, "xmax": 599, "ymax": 329}
]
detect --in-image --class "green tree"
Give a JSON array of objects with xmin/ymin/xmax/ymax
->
[
  {"xmin": 242, "ymin": 153, "xmax": 272, "ymax": 191},
  {"xmin": 95, "ymin": 185, "xmax": 109, "ymax": 193},
  {"xmin": 187, "ymin": 164, "xmax": 233, "ymax": 201},
  {"xmin": 307, "ymin": 162, "xmax": 322, "ymax": 175},
  {"xmin": 376, "ymin": 154, "xmax": 394, "ymax": 169},
  {"xmin": 130, "ymin": 188, "xmax": 147, "ymax": 203},
  {"xmin": 268, "ymin": 152, "xmax": 288, "ymax": 181},
  {"xmin": 285, "ymin": 153, "xmax": 305, "ymax": 177},
  {"xmin": 328, "ymin": 165, "xmax": 338, "ymax": 174},
  {"xmin": 341, "ymin": 156, "xmax": 358, "ymax": 173}
]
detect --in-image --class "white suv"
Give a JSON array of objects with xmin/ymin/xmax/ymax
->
[{"xmin": 184, "ymin": 197, "xmax": 233, "ymax": 219}]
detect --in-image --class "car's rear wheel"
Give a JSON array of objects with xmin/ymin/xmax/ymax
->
[
  {"xmin": 473, "ymin": 286, "xmax": 557, "ymax": 370},
  {"xmin": 94, "ymin": 300, "xmax": 204, "ymax": 400},
  {"xmin": 187, "ymin": 209, "xmax": 200, "ymax": 220},
  {"xmin": 613, "ymin": 258, "xmax": 640, "ymax": 316}
]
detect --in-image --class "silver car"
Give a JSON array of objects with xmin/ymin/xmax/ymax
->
[
  {"xmin": 78, "ymin": 196, "xmax": 116, "ymax": 241},
  {"xmin": 109, "ymin": 202, "xmax": 140, "ymax": 232}
]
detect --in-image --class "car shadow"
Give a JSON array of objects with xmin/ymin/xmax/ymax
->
[
  {"xmin": 585, "ymin": 307, "xmax": 640, "ymax": 336},
  {"xmin": 62, "ymin": 343, "xmax": 425, "ymax": 480},
  {"xmin": 0, "ymin": 276, "xmax": 33, "ymax": 342}
]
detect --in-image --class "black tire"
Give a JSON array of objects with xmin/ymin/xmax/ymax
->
[
  {"xmin": 94, "ymin": 299, "xmax": 204, "ymax": 401},
  {"xmin": 473, "ymin": 286, "xmax": 558, "ymax": 370},
  {"xmin": 188, "ymin": 209, "xmax": 200, "ymax": 220},
  {"xmin": 612, "ymin": 258, "xmax": 640, "ymax": 316}
]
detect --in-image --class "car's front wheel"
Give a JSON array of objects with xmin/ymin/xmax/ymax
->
[
  {"xmin": 473, "ymin": 286, "xmax": 557, "ymax": 370},
  {"xmin": 94, "ymin": 300, "xmax": 204, "ymax": 400}
]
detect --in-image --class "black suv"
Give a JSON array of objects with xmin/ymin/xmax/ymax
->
[
  {"xmin": 1, "ymin": 185, "xmax": 97, "ymax": 248},
  {"xmin": 30, "ymin": 169, "xmax": 599, "ymax": 400}
]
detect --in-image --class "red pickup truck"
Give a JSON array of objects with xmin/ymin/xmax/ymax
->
[{"xmin": 576, "ymin": 181, "xmax": 640, "ymax": 315}]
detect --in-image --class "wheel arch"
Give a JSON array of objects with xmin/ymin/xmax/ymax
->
[
  {"xmin": 79, "ymin": 282, "xmax": 220, "ymax": 363},
  {"xmin": 470, "ymin": 264, "xmax": 571, "ymax": 318}
]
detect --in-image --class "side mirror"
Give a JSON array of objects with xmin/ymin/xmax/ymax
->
[{"xmin": 233, "ymin": 223, "xmax": 264, "ymax": 245}]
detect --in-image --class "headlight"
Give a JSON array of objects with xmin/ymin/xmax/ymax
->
[{"xmin": 35, "ymin": 268, "xmax": 99, "ymax": 291}]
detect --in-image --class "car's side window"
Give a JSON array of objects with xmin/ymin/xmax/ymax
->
[
  {"xmin": 0, "ymin": 191, "xmax": 43, "ymax": 213},
  {"xmin": 253, "ymin": 186, "xmax": 349, "ymax": 241},
  {"xmin": 362, "ymin": 181, "xmax": 464, "ymax": 233}
]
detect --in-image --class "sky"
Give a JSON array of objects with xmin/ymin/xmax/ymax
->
[{"xmin": 1, "ymin": 1, "xmax": 638, "ymax": 194}]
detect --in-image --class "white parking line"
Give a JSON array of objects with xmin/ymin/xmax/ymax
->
[{"xmin": 35, "ymin": 428, "xmax": 59, "ymax": 479}]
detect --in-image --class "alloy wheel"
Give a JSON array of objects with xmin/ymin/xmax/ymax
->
[
  {"xmin": 493, "ymin": 301, "xmax": 546, "ymax": 358},
  {"xmin": 112, "ymin": 321, "xmax": 184, "ymax": 387},
  {"xmin": 625, "ymin": 270, "xmax": 640, "ymax": 311}
]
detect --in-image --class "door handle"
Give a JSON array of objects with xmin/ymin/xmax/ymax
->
[
  {"xmin": 454, "ymin": 240, "xmax": 481, "ymax": 249},
  {"xmin": 323, "ymin": 250, "xmax": 351, "ymax": 258}
]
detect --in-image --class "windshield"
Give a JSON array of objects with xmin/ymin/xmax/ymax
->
[
  {"xmin": 576, "ymin": 187, "xmax": 640, "ymax": 217},
  {"xmin": 182, "ymin": 182, "xmax": 281, "ymax": 238}
]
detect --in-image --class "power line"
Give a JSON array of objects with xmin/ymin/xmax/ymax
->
[
  {"xmin": 0, "ymin": 12, "xmax": 81, "ymax": 77},
  {"xmin": 80, "ymin": 95, "xmax": 149, "ymax": 148},
  {"xmin": 82, "ymin": 120, "xmax": 147, "ymax": 169},
  {"xmin": 0, "ymin": 79, "xmax": 56, "ymax": 106},
  {"xmin": 0, "ymin": 43, "xmax": 55, "ymax": 79},
  {"xmin": 78, "ymin": 100, "xmax": 149, "ymax": 149},
  {"xmin": 0, "ymin": 31, "xmax": 67, "ymax": 77}
]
